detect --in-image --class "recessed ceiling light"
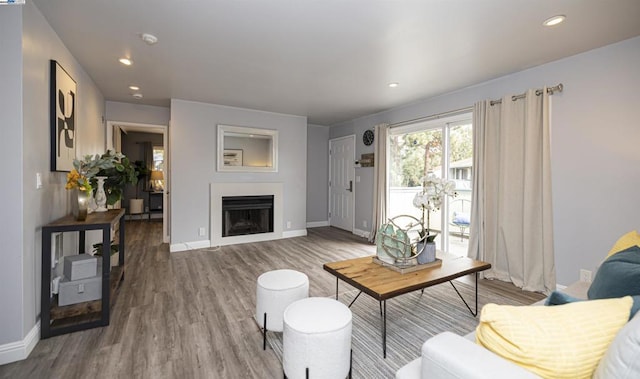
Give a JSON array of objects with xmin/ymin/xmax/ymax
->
[
  {"xmin": 140, "ymin": 33, "xmax": 158, "ymax": 45},
  {"xmin": 132, "ymin": 93, "xmax": 143, "ymax": 99},
  {"xmin": 388, "ymin": 82, "xmax": 399, "ymax": 88},
  {"xmin": 543, "ymin": 15, "xmax": 566, "ymax": 27},
  {"xmin": 128, "ymin": 85, "xmax": 140, "ymax": 91},
  {"xmin": 119, "ymin": 57, "xmax": 132, "ymax": 66}
]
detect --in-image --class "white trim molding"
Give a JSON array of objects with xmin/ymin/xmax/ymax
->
[
  {"xmin": 0, "ymin": 321, "xmax": 40, "ymax": 365},
  {"xmin": 169, "ymin": 239, "xmax": 211, "ymax": 253},
  {"xmin": 282, "ymin": 229, "xmax": 307, "ymax": 239},
  {"xmin": 306, "ymin": 221, "xmax": 329, "ymax": 228},
  {"xmin": 353, "ymin": 228, "xmax": 371, "ymax": 239}
]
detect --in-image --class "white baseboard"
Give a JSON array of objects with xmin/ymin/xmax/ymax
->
[
  {"xmin": 169, "ymin": 239, "xmax": 211, "ymax": 253},
  {"xmin": 353, "ymin": 228, "xmax": 371, "ymax": 239},
  {"xmin": 170, "ymin": 230, "xmax": 310, "ymax": 252},
  {"xmin": 282, "ymin": 229, "xmax": 307, "ymax": 238},
  {"xmin": 306, "ymin": 221, "xmax": 329, "ymax": 228},
  {"xmin": 0, "ymin": 321, "xmax": 40, "ymax": 365}
]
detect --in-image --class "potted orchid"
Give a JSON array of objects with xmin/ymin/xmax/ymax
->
[{"xmin": 412, "ymin": 175, "xmax": 457, "ymax": 263}]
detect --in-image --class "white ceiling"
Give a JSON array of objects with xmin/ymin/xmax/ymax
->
[{"xmin": 33, "ymin": 0, "xmax": 640, "ymax": 126}]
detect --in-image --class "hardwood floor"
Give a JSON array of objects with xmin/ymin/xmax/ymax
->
[{"xmin": 0, "ymin": 222, "xmax": 544, "ymax": 379}]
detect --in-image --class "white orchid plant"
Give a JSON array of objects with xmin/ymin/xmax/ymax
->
[{"xmin": 413, "ymin": 175, "xmax": 457, "ymax": 241}]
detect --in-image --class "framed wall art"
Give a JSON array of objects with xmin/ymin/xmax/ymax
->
[
  {"xmin": 223, "ymin": 149, "xmax": 243, "ymax": 166},
  {"xmin": 50, "ymin": 60, "xmax": 77, "ymax": 172}
]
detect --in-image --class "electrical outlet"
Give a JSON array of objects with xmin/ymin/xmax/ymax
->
[
  {"xmin": 363, "ymin": 220, "xmax": 367, "ymax": 228},
  {"xmin": 580, "ymin": 269, "xmax": 592, "ymax": 283},
  {"xmin": 198, "ymin": 227, "xmax": 206, "ymax": 236},
  {"xmin": 286, "ymin": 221, "xmax": 292, "ymax": 229}
]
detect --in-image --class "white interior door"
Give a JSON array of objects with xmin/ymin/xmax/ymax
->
[{"xmin": 329, "ymin": 136, "xmax": 355, "ymax": 231}]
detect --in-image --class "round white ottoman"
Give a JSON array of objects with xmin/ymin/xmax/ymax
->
[
  {"xmin": 283, "ymin": 297, "xmax": 352, "ymax": 379},
  {"xmin": 256, "ymin": 269, "xmax": 309, "ymax": 349}
]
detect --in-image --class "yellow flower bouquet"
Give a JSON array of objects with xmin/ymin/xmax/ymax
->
[{"xmin": 65, "ymin": 168, "xmax": 92, "ymax": 194}]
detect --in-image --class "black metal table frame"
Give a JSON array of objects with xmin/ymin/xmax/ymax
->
[
  {"xmin": 334, "ymin": 272, "xmax": 480, "ymax": 358},
  {"xmin": 40, "ymin": 210, "xmax": 125, "ymax": 338}
]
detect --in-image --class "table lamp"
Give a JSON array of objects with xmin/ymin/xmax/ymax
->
[{"xmin": 150, "ymin": 170, "xmax": 164, "ymax": 191}]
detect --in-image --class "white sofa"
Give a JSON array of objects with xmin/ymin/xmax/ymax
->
[{"xmin": 396, "ymin": 282, "xmax": 597, "ymax": 379}]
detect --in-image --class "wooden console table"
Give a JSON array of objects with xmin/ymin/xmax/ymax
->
[
  {"xmin": 40, "ymin": 209, "xmax": 125, "ymax": 338},
  {"xmin": 147, "ymin": 191, "xmax": 163, "ymax": 220}
]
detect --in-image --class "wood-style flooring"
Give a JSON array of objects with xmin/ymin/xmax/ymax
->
[{"xmin": 0, "ymin": 222, "xmax": 544, "ymax": 379}]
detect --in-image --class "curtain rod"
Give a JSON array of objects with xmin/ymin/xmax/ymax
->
[
  {"xmin": 388, "ymin": 83, "xmax": 563, "ymax": 128},
  {"xmin": 490, "ymin": 83, "xmax": 563, "ymax": 106},
  {"xmin": 390, "ymin": 106, "xmax": 473, "ymax": 129}
]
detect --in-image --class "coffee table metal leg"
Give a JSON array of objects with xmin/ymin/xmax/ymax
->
[
  {"xmin": 449, "ymin": 272, "xmax": 479, "ymax": 317},
  {"xmin": 348, "ymin": 291, "xmax": 362, "ymax": 308},
  {"xmin": 335, "ymin": 277, "xmax": 339, "ymax": 300},
  {"xmin": 382, "ymin": 300, "xmax": 387, "ymax": 358},
  {"xmin": 475, "ymin": 272, "xmax": 478, "ymax": 314}
]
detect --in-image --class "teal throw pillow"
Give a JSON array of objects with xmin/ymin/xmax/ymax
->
[
  {"xmin": 545, "ymin": 291, "xmax": 640, "ymax": 319},
  {"xmin": 545, "ymin": 291, "xmax": 582, "ymax": 306},
  {"xmin": 547, "ymin": 245, "xmax": 640, "ymax": 320},
  {"xmin": 588, "ymin": 245, "xmax": 640, "ymax": 300}
]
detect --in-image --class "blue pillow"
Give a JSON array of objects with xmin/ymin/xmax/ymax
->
[
  {"xmin": 545, "ymin": 291, "xmax": 582, "ymax": 306},
  {"xmin": 545, "ymin": 290, "xmax": 640, "ymax": 319},
  {"xmin": 452, "ymin": 212, "xmax": 470, "ymax": 225},
  {"xmin": 546, "ymin": 245, "xmax": 640, "ymax": 319},
  {"xmin": 588, "ymin": 246, "xmax": 640, "ymax": 300}
]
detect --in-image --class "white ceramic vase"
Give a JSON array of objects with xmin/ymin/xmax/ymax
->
[{"xmin": 94, "ymin": 176, "xmax": 108, "ymax": 212}]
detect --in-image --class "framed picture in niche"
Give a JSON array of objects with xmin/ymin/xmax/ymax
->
[
  {"xmin": 223, "ymin": 149, "xmax": 243, "ymax": 166},
  {"xmin": 50, "ymin": 60, "xmax": 77, "ymax": 172}
]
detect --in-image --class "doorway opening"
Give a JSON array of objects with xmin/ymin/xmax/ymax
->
[{"xmin": 107, "ymin": 121, "xmax": 170, "ymax": 243}]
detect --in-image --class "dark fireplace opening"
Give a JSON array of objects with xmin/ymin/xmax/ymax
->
[{"xmin": 222, "ymin": 195, "xmax": 274, "ymax": 237}]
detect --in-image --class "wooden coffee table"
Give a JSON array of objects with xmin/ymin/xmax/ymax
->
[{"xmin": 323, "ymin": 255, "xmax": 491, "ymax": 358}]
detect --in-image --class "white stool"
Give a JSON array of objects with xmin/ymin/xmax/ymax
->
[
  {"xmin": 256, "ymin": 269, "xmax": 309, "ymax": 350},
  {"xmin": 283, "ymin": 297, "xmax": 353, "ymax": 379}
]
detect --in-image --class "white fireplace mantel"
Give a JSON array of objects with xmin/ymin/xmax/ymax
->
[{"xmin": 210, "ymin": 182, "xmax": 283, "ymax": 246}]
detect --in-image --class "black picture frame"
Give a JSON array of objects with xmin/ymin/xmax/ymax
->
[{"xmin": 50, "ymin": 60, "xmax": 77, "ymax": 172}]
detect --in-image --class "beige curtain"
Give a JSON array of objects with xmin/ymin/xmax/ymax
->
[
  {"xmin": 468, "ymin": 89, "xmax": 556, "ymax": 294},
  {"xmin": 369, "ymin": 123, "xmax": 389, "ymax": 242}
]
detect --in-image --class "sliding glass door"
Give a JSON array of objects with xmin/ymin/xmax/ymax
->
[{"xmin": 387, "ymin": 114, "xmax": 473, "ymax": 256}]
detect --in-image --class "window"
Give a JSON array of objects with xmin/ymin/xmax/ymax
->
[
  {"xmin": 387, "ymin": 113, "xmax": 473, "ymax": 256},
  {"xmin": 152, "ymin": 146, "xmax": 164, "ymax": 171}
]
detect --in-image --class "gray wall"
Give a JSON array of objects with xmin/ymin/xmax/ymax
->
[
  {"xmin": 330, "ymin": 36, "xmax": 640, "ymax": 286},
  {"xmin": 0, "ymin": 4, "xmax": 25, "ymax": 346},
  {"xmin": 170, "ymin": 100, "xmax": 307, "ymax": 247},
  {"xmin": 306, "ymin": 124, "xmax": 330, "ymax": 224},
  {"xmin": 0, "ymin": 1, "xmax": 106, "ymax": 349},
  {"xmin": 105, "ymin": 101, "xmax": 170, "ymax": 126}
]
